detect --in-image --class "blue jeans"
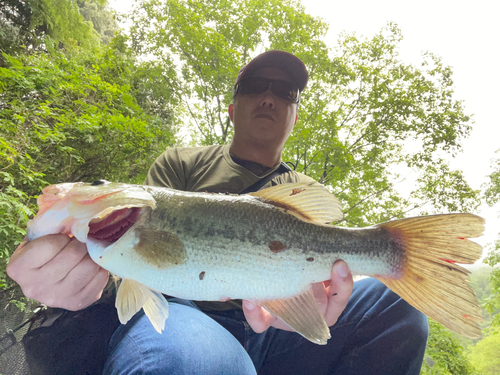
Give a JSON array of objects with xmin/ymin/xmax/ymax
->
[{"xmin": 103, "ymin": 278, "xmax": 429, "ymax": 374}]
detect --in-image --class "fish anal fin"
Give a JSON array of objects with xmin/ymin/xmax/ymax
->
[
  {"xmin": 257, "ymin": 286, "xmax": 331, "ymax": 345},
  {"xmin": 377, "ymin": 213, "xmax": 485, "ymax": 339},
  {"xmin": 248, "ymin": 182, "xmax": 342, "ymax": 224},
  {"xmin": 116, "ymin": 279, "xmax": 169, "ymax": 333}
]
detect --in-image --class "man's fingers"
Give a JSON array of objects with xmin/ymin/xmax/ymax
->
[
  {"xmin": 242, "ymin": 300, "xmax": 277, "ymax": 333},
  {"xmin": 241, "ymin": 262, "xmax": 353, "ymax": 334},
  {"xmin": 64, "ymin": 267, "xmax": 110, "ymax": 310},
  {"xmin": 324, "ymin": 260, "xmax": 354, "ymax": 326},
  {"xmin": 59, "ymin": 253, "xmax": 103, "ymax": 293},
  {"xmin": 7, "ymin": 234, "xmax": 72, "ymax": 277},
  {"xmin": 42, "ymin": 238, "xmax": 89, "ymax": 282}
]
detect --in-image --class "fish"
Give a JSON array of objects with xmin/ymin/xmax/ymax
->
[{"xmin": 26, "ymin": 180, "xmax": 485, "ymax": 344}]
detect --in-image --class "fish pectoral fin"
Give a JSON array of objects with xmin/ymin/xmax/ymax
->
[
  {"xmin": 116, "ymin": 279, "xmax": 169, "ymax": 333},
  {"xmin": 248, "ymin": 182, "xmax": 342, "ymax": 224},
  {"xmin": 134, "ymin": 227, "xmax": 187, "ymax": 269},
  {"xmin": 257, "ymin": 286, "xmax": 331, "ymax": 345}
]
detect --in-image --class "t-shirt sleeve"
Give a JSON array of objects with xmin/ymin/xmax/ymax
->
[{"xmin": 144, "ymin": 148, "xmax": 188, "ymax": 190}]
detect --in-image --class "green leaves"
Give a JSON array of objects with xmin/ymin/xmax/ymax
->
[
  {"xmin": 482, "ymin": 153, "xmax": 500, "ymax": 333},
  {"xmin": 0, "ymin": 0, "xmax": 100, "ymax": 58},
  {"xmin": 0, "ymin": 31, "xmax": 177, "ymax": 287},
  {"xmin": 422, "ymin": 320, "xmax": 480, "ymax": 375},
  {"xmin": 484, "ymin": 155, "xmax": 500, "ymax": 206},
  {"xmin": 468, "ymin": 328, "xmax": 500, "ymax": 374}
]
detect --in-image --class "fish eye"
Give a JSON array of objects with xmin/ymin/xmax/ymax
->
[{"xmin": 91, "ymin": 180, "xmax": 107, "ymax": 186}]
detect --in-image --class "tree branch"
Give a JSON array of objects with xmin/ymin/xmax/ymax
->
[{"xmin": 345, "ymin": 184, "xmax": 392, "ymax": 213}]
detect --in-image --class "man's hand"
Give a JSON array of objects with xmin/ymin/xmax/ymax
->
[
  {"xmin": 242, "ymin": 260, "xmax": 353, "ymax": 333},
  {"xmin": 7, "ymin": 234, "xmax": 109, "ymax": 311}
]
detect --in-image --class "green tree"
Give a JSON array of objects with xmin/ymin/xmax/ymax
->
[
  {"xmin": 468, "ymin": 328, "xmax": 500, "ymax": 374},
  {"xmin": 284, "ymin": 26, "xmax": 478, "ymax": 226},
  {"xmin": 79, "ymin": 0, "xmax": 120, "ymax": 45},
  {"xmin": 421, "ymin": 320, "xmax": 480, "ymax": 375},
  {"xmin": 130, "ymin": 0, "xmax": 331, "ymax": 145},
  {"xmin": 0, "ymin": 38, "xmax": 177, "ymax": 287},
  {"xmin": 469, "ymin": 268, "xmax": 494, "ymax": 304},
  {"xmin": 483, "ymin": 155, "xmax": 500, "ymax": 329},
  {"xmin": 0, "ymin": 0, "xmax": 101, "ymax": 57}
]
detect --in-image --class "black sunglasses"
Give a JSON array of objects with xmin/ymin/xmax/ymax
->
[{"xmin": 233, "ymin": 77, "xmax": 300, "ymax": 103}]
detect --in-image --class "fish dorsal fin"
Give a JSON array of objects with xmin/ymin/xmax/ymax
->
[
  {"xmin": 249, "ymin": 182, "xmax": 342, "ymax": 224},
  {"xmin": 116, "ymin": 279, "xmax": 169, "ymax": 333},
  {"xmin": 257, "ymin": 286, "xmax": 331, "ymax": 345}
]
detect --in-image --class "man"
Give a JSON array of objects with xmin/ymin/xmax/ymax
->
[{"xmin": 7, "ymin": 51, "xmax": 428, "ymax": 374}]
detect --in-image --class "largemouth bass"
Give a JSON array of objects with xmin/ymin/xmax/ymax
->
[{"xmin": 27, "ymin": 180, "xmax": 484, "ymax": 344}]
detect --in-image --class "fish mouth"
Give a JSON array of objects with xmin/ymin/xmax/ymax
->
[{"xmin": 88, "ymin": 207, "xmax": 141, "ymax": 243}]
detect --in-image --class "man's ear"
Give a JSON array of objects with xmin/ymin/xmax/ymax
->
[{"xmin": 228, "ymin": 103, "xmax": 234, "ymax": 122}]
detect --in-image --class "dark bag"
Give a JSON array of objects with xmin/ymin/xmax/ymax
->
[
  {"xmin": 0, "ymin": 286, "xmax": 40, "ymax": 375},
  {"xmin": 22, "ymin": 303, "xmax": 120, "ymax": 375},
  {"xmin": 0, "ymin": 283, "xmax": 119, "ymax": 375}
]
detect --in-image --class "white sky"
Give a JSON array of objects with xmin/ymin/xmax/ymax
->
[{"xmin": 109, "ymin": 0, "xmax": 500, "ymax": 262}]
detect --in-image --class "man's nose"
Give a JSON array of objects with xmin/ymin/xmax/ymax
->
[{"xmin": 259, "ymin": 90, "xmax": 276, "ymax": 109}]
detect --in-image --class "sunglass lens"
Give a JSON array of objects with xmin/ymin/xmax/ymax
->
[
  {"xmin": 239, "ymin": 78, "xmax": 270, "ymax": 95},
  {"xmin": 272, "ymin": 81, "xmax": 299, "ymax": 102},
  {"xmin": 237, "ymin": 78, "xmax": 299, "ymax": 102}
]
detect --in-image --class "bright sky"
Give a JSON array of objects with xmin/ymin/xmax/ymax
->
[{"xmin": 109, "ymin": 0, "xmax": 500, "ymax": 262}]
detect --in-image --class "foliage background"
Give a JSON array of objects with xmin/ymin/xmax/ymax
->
[
  {"xmin": 1, "ymin": 0, "xmax": 499, "ymax": 373},
  {"xmin": 0, "ymin": 0, "xmax": 178, "ymax": 287}
]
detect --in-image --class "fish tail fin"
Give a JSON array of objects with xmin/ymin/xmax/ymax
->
[
  {"xmin": 375, "ymin": 213, "xmax": 484, "ymax": 338},
  {"xmin": 116, "ymin": 279, "xmax": 169, "ymax": 333}
]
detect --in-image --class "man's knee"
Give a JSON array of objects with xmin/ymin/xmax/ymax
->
[
  {"xmin": 399, "ymin": 302, "xmax": 429, "ymax": 346},
  {"xmin": 104, "ymin": 303, "xmax": 256, "ymax": 374},
  {"xmin": 349, "ymin": 278, "xmax": 429, "ymax": 341}
]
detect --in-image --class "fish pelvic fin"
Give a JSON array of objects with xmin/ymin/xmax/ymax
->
[
  {"xmin": 257, "ymin": 286, "xmax": 331, "ymax": 345},
  {"xmin": 376, "ymin": 213, "xmax": 484, "ymax": 339},
  {"xmin": 248, "ymin": 182, "xmax": 342, "ymax": 224},
  {"xmin": 116, "ymin": 279, "xmax": 169, "ymax": 333}
]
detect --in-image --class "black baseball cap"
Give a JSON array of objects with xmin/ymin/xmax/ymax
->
[{"xmin": 234, "ymin": 50, "xmax": 309, "ymax": 93}]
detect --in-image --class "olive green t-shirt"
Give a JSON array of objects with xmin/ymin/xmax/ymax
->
[
  {"xmin": 145, "ymin": 144, "xmax": 318, "ymax": 193},
  {"xmin": 144, "ymin": 144, "xmax": 320, "ymax": 310}
]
